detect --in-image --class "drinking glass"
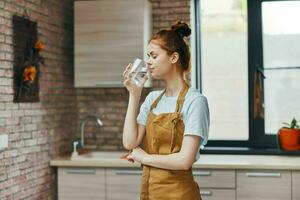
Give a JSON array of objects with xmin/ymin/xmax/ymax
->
[{"xmin": 128, "ymin": 58, "xmax": 148, "ymax": 87}]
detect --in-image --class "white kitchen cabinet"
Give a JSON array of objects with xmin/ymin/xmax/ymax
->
[
  {"xmin": 56, "ymin": 167, "xmax": 298, "ymax": 200},
  {"xmin": 237, "ymin": 170, "xmax": 291, "ymax": 200},
  {"xmin": 193, "ymin": 169, "xmax": 236, "ymax": 189},
  {"xmin": 106, "ymin": 168, "xmax": 142, "ymax": 200},
  {"xmin": 200, "ymin": 189, "xmax": 236, "ymax": 200},
  {"xmin": 58, "ymin": 167, "xmax": 105, "ymax": 200},
  {"xmin": 292, "ymin": 171, "xmax": 300, "ymax": 200},
  {"xmin": 74, "ymin": 0, "xmax": 152, "ymax": 87},
  {"xmin": 193, "ymin": 169, "xmax": 236, "ymax": 200}
]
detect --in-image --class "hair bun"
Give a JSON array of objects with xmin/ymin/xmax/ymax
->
[{"xmin": 171, "ymin": 21, "xmax": 191, "ymax": 38}]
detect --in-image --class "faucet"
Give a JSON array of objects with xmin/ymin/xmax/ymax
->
[{"xmin": 80, "ymin": 115, "xmax": 103, "ymax": 148}]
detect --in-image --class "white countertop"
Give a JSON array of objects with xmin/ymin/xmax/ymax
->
[{"xmin": 50, "ymin": 151, "xmax": 300, "ymax": 170}]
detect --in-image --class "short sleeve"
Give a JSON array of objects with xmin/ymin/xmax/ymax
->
[
  {"xmin": 184, "ymin": 96, "xmax": 210, "ymax": 149},
  {"xmin": 136, "ymin": 92, "xmax": 153, "ymax": 126}
]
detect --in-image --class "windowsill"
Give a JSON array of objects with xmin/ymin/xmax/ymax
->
[{"xmin": 201, "ymin": 146, "xmax": 300, "ymax": 156}]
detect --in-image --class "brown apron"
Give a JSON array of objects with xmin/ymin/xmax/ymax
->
[{"xmin": 140, "ymin": 81, "xmax": 202, "ymax": 200}]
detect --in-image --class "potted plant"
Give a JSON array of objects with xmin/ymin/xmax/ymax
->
[{"xmin": 278, "ymin": 118, "xmax": 300, "ymax": 150}]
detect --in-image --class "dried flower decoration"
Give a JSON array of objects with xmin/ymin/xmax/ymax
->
[
  {"xmin": 22, "ymin": 65, "xmax": 37, "ymax": 83},
  {"xmin": 13, "ymin": 15, "xmax": 45, "ymax": 102},
  {"xmin": 35, "ymin": 40, "xmax": 45, "ymax": 50},
  {"xmin": 18, "ymin": 40, "xmax": 45, "ymax": 97}
]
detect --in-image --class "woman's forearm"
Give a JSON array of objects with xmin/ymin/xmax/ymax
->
[
  {"xmin": 143, "ymin": 152, "xmax": 191, "ymax": 171},
  {"xmin": 122, "ymin": 94, "xmax": 141, "ymax": 150}
]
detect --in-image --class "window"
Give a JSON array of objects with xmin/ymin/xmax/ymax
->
[
  {"xmin": 194, "ymin": 0, "xmax": 300, "ymax": 149},
  {"xmin": 262, "ymin": 1, "xmax": 300, "ymax": 134}
]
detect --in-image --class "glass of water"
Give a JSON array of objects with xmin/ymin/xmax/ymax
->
[{"xmin": 128, "ymin": 58, "xmax": 149, "ymax": 87}]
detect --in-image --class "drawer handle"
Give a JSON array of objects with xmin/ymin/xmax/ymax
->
[
  {"xmin": 66, "ymin": 168, "xmax": 96, "ymax": 174},
  {"xmin": 246, "ymin": 172, "xmax": 281, "ymax": 177},
  {"xmin": 193, "ymin": 171, "xmax": 211, "ymax": 176},
  {"xmin": 115, "ymin": 170, "xmax": 143, "ymax": 175},
  {"xmin": 200, "ymin": 190, "xmax": 212, "ymax": 196}
]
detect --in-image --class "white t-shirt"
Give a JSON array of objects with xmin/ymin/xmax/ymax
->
[{"xmin": 137, "ymin": 87, "xmax": 210, "ymax": 161}]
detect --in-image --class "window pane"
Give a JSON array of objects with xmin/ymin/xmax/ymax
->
[
  {"xmin": 200, "ymin": 0, "xmax": 249, "ymax": 140},
  {"xmin": 264, "ymin": 70, "xmax": 300, "ymax": 134},
  {"xmin": 262, "ymin": 1, "xmax": 300, "ymax": 134},
  {"xmin": 262, "ymin": 1, "xmax": 300, "ymax": 68}
]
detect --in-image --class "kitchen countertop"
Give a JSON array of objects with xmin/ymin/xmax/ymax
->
[{"xmin": 50, "ymin": 151, "xmax": 300, "ymax": 170}]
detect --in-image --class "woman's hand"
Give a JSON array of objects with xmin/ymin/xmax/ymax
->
[
  {"xmin": 126, "ymin": 146, "xmax": 148, "ymax": 164},
  {"xmin": 122, "ymin": 63, "xmax": 148, "ymax": 97},
  {"xmin": 120, "ymin": 151, "xmax": 135, "ymax": 163}
]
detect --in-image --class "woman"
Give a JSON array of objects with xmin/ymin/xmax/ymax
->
[{"xmin": 122, "ymin": 21, "xmax": 209, "ymax": 200}]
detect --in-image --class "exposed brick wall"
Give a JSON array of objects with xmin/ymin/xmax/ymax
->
[
  {"xmin": 0, "ymin": 0, "xmax": 190, "ymax": 199},
  {"xmin": 151, "ymin": 0, "xmax": 191, "ymax": 33},
  {"xmin": 76, "ymin": 0, "xmax": 191, "ymax": 151},
  {"xmin": 151, "ymin": 0, "xmax": 191, "ymax": 87},
  {"xmin": 0, "ymin": 0, "xmax": 76, "ymax": 199}
]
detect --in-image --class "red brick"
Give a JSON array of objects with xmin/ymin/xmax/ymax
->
[
  {"xmin": 0, "ymin": 34, "xmax": 4, "ymax": 42},
  {"xmin": 0, "ymin": 25, "xmax": 11, "ymax": 35},
  {"xmin": 0, "ymin": 94, "xmax": 13, "ymax": 102},
  {"xmin": 0, "ymin": 86, "xmax": 13, "ymax": 94},
  {"xmin": 0, "ymin": 110, "xmax": 11, "ymax": 118},
  {"xmin": 0, "ymin": 78, "xmax": 12, "ymax": 86}
]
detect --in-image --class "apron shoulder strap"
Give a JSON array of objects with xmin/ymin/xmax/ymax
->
[
  {"xmin": 175, "ymin": 81, "xmax": 190, "ymax": 113},
  {"xmin": 149, "ymin": 81, "xmax": 190, "ymax": 113},
  {"xmin": 150, "ymin": 89, "xmax": 166, "ymax": 112}
]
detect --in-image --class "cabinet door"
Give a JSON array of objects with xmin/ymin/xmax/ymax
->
[
  {"xmin": 106, "ymin": 168, "xmax": 142, "ymax": 200},
  {"xmin": 200, "ymin": 189, "xmax": 236, "ymax": 200},
  {"xmin": 237, "ymin": 170, "xmax": 291, "ymax": 200},
  {"xmin": 193, "ymin": 169, "xmax": 236, "ymax": 189},
  {"xmin": 58, "ymin": 168, "xmax": 105, "ymax": 200},
  {"xmin": 292, "ymin": 171, "xmax": 300, "ymax": 200},
  {"xmin": 74, "ymin": 0, "xmax": 152, "ymax": 87}
]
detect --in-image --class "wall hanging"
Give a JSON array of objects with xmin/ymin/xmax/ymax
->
[{"xmin": 13, "ymin": 14, "xmax": 44, "ymax": 102}]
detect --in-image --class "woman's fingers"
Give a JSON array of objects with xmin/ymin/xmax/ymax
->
[
  {"xmin": 120, "ymin": 152, "xmax": 130, "ymax": 159},
  {"xmin": 123, "ymin": 78, "xmax": 133, "ymax": 90},
  {"xmin": 120, "ymin": 151, "xmax": 135, "ymax": 163},
  {"xmin": 126, "ymin": 154, "xmax": 135, "ymax": 163},
  {"xmin": 120, "ymin": 150, "xmax": 132, "ymax": 158},
  {"xmin": 123, "ymin": 63, "xmax": 132, "ymax": 77},
  {"xmin": 124, "ymin": 63, "xmax": 132, "ymax": 72},
  {"xmin": 142, "ymin": 73, "xmax": 149, "ymax": 81},
  {"xmin": 123, "ymin": 78, "xmax": 129, "ymax": 85}
]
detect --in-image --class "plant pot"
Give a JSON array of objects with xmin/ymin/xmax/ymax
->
[{"xmin": 279, "ymin": 128, "xmax": 300, "ymax": 150}]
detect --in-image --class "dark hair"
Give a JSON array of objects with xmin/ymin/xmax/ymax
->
[{"xmin": 149, "ymin": 20, "xmax": 191, "ymax": 72}]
